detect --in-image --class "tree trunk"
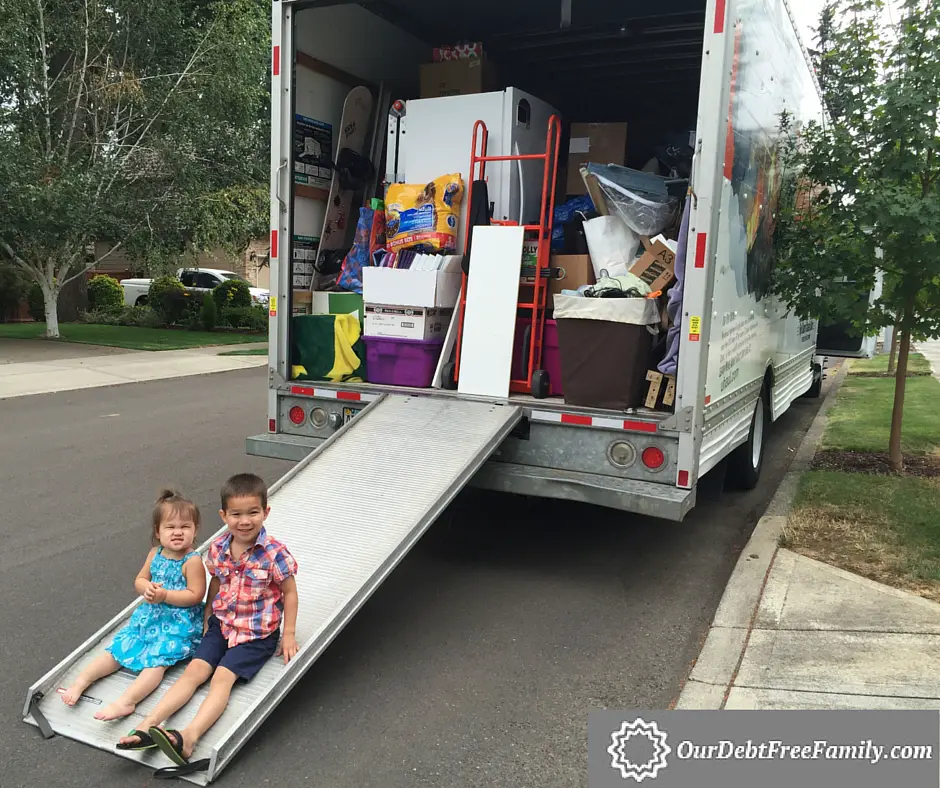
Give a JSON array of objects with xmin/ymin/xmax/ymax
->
[
  {"xmin": 42, "ymin": 283, "xmax": 60, "ymax": 339},
  {"xmin": 887, "ymin": 323, "xmax": 899, "ymax": 373},
  {"xmin": 888, "ymin": 326, "xmax": 910, "ymax": 472}
]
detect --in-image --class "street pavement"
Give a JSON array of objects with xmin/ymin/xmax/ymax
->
[{"xmin": 0, "ymin": 367, "xmax": 831, "ymax": 788}]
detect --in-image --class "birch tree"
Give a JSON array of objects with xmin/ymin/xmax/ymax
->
[{"xmin": 0, "ymin": 0, "xmax": 269, "ymax": 337}]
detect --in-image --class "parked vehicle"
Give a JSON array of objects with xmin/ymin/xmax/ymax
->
[{"xmin": 120, "ymin": 267, "xmax": 270, "ymax": 307}]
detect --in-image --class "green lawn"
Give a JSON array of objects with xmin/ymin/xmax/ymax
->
[
  {"xmin": 848, "ymin": 350, "xmax": 931, "ymax": 375},
  {"xmin": 782, "ymin": 349, "xmax": 940, "ymax": 599},
  {"xmin": 785, "ymin": 471, "xmax": 940, "ymax": 598},
  {"xmin": 0, "ymin": 323, "xmax": 266, "ymax": 351},
  {"xmin": 822, "ymin": 372, "xmax": 940, "ymax": 455}
]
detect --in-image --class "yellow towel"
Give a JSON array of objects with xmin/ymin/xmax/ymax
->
[{"xmin": 327, "ymin": 313, "xmax": 363, "ymax": 382}]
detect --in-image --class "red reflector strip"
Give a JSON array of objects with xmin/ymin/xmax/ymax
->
[
  {"xmin": 705, "ymin": 395, "xmax": 712, "ymax": 405},
  {"xmin": 530, "ymin": 411, "xmax": 658, "ymax": 434},
  {"xmin": 714, "ymin": 0, "xmax": 726, "ymax": 32},
  {"xmin": 678, "ymin": 470, "xmax": 691, "ymax": 487},
  {"xmin": 268, "ymin": 418, "xmax": 276, "ymax": 433},
  {"xmin": 288, "ymin": 386, "xmax": 376, "ymax": 402},
  {"xmin": 560, "ymin": 413, "xmax": 592, "ymax": 426},
  {"xmin": 270, "ymin": 229, "xmax": 279, "ymax": 260},
  {"xmin": 695, "ymin": 232, "xmax": 707, "ymax": 268},
  {"xmin": 273, "ymin": 45, "xmax": 280, "ymax": 76},
  {"xmin": 623, "ymin": 419, "xmax": 658, "ymax": 434}
]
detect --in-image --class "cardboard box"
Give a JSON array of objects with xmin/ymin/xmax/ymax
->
[
  {"xmin": 550, "ymin": 253, "xmax": 596, "ymax": 297},
  {"xmin": 629, "ymin": 238, "xmax": 676, "ymax": 292},
  {"xmin": 364, "ymin": 305, "xmax": 453, "ymax": 341},
  {"xmin": 362, "ymin": 265, "xmax": 462, "ymax": 309},
  {"xmin": 420, "ymin": 58, "xmax": 498, "ymax": 98},
  {"xmin": 566, "ymin": 122, "xmax": 628, "ymax": 195}
]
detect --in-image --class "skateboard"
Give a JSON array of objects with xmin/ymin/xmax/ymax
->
[{"xmin": 313, "ymin": 85, "xmax": 375, "ymax": 281}]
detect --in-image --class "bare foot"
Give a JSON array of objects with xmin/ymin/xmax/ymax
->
[
  {"xmin": 94, "ymin": 700, "xmax": 136, "ymax": 721},
  {"xmin": 60, "ymin": 682, "xmax": 90, "ymax": 706}
]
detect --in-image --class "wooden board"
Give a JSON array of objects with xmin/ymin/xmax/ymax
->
[{"xmin": 457, "ymin": 226, "xmax": 526, "ymax": 398}]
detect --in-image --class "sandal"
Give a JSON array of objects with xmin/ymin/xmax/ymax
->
[
  {"xmin": 150, "ymin": 726, "xmax": 189, "ymax": 766},
  {"xmin": 116, "ymin": 728, "xmax": 157, "ymax": 751}
]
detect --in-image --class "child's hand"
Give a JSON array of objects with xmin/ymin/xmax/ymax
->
[
  {"xmin": 276, "ymin": 633, "xmax": 299, "ymax": 664},
  {"xmin": 142, "ymin": 581, "xmax": 165, "ymax": 603}
]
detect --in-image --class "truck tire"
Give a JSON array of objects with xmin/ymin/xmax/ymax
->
[
  {"xmin": 801, "ymin": 362, "xmax": 822, "ymax": 399},
  {"xmin": 135, "ymin": 295, "xmax": 148, "ymax": 306},
  {"xmin": 725, "ymin": 388, "xmax": 767, "ymax": 491}
]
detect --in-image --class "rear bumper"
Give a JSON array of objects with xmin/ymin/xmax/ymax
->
[{"xmin": 247, "ymin": 434, "xmax": 695, "ymax": 521}]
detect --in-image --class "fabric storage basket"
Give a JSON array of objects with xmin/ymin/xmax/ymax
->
[{"xmin": 553, "ymin": 294, "xmax": 660, "ymax": 409}]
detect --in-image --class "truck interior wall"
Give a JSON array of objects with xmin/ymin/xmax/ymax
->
[{"xmin": 293, "ymin": 1, "xmax": 706, "ymax": 172}]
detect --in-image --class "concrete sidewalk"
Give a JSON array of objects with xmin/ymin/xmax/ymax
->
[
  {"xmin": 676, "ymin": 358, "xmax": 940, "ymax": 711},
  {"xmin": 0, "ymin": 343, "xmax": 267, "ymax": 399}
]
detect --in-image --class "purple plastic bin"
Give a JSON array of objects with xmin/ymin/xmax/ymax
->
[
  {"xmin": 511, "ymin": 318, "xmax": 564, "ymax": 396},
  {"xmin": 364, "ymin": 335, "xmax": 444, "ymax": 388}
]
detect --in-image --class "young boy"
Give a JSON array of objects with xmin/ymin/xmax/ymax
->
[{"xmin": 117, "ymin": 473, "xmax": 299, "ymax": 765}]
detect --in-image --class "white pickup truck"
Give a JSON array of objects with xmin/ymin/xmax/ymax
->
[{"xmin": 120, "ymin": 267, "xmax": 270, "ymax": 307}]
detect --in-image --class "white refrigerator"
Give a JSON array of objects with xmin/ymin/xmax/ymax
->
[{"xmin": 385, "ymin": 88, "xmax": 560, "ymax": 254}]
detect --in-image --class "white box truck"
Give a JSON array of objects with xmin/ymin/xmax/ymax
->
[{"xmin": 247, "ymin": 0, "xmax": 868, "ymax": 523}]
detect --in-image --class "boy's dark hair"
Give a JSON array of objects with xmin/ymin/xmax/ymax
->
[{"xmin": 221, "ymin": 472, "xmax": 268, "ymax": 510}]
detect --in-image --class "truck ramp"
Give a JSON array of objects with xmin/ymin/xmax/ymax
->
[{"xmin": 23, "ymin": 394, "xmax": 521, "ymax": 784}]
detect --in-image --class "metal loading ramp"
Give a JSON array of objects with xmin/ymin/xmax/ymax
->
[{"xmin": 24, "ymin": 394, "xmax": 522, "ymax": 784}]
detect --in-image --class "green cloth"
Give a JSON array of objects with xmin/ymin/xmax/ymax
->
[{"xmin": 291, "ymin": 314, "xmax": 367, "ymax": 382}]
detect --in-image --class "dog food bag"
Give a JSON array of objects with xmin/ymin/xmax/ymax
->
[{"xmin": 385, "ymin": 174, "xmax": 464, "ymax": 253}]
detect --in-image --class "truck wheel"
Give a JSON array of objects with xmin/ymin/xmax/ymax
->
[
  {"xmin": 135, "ymin": 296, "xmax": 148, "ymax": 306},
  {"xmin": 801, "ymin": 363, "xmax": 822, "ymax": 399},
  {"xmin": 725, "ymin": 389, "xmax": 767, "ymax": 491}
]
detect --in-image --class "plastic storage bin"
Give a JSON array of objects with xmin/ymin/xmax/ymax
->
[
  {"xmin": 511, "ymin": 318, "xmax": 564, "ymax": 396},
  {"xmin": 364, "ymin": 335, "xmax": 444, "ymax": 387}
]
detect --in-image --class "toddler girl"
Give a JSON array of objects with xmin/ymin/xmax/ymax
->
[{"xmin": 61, "ymin": 489, "xmax": 206, "ymax": 722}]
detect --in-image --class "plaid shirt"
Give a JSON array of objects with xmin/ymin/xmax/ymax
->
[{"xmin": 205, "ymin": 527, "xmax": 298, "ymax": 647}]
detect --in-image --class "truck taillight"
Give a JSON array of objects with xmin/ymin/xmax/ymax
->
[
  {"xmin": 288, "ymin": 407, "xmax": 305, "ymax": 425},
  {"xmin": 268, "ymin": 418, "xmax": 276, "ymax": 433},
  {"xmin": 641, "ymin": 446, "xmax": 665, "ymax": 470}
]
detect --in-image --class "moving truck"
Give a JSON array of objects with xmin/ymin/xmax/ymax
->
[{"xmin": 247, "ymin": 0, "xmax": 864, "ymax": 522}]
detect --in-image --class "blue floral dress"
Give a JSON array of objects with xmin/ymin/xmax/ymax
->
[{"xmin": 107, "ymin": 548, "xmax": 204, "ymax": 671}]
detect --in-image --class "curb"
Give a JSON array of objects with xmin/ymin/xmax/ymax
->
[{"xmin": 673, "ymin": 359, "xmax": 852, "ymax": 709}]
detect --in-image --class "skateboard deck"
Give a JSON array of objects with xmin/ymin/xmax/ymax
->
[{"xmin": 313, "ymin": 85, "xmax": 374, "ymax": 280}]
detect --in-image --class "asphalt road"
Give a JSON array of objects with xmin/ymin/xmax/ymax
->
[{"xmin": 0, "ymin": 366, "xmax": 833, "ymax": 788}]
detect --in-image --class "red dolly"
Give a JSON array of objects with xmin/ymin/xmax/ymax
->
[{"xmin": 447, "ymin": 114, "xmax": 563, "ymax": 398}]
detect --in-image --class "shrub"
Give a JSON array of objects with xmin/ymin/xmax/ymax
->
[
  {"xmin": 212, "ymin": 278, "xmax": 252, "ymax": 310},
  {"xmin": 121, "ymin": 305, "xmax": 163, "ymax": 328},
  {"xmin": 27, "ymin": 283, "xmax": 45, "ymax": 321},
  {"xmin": 0, "ymin": 264, "xmax": 30, "ymax": 322},
  {"xmin": 200, "ymin": 293, "xmax": 218, "ymax": 331},
  {"xmin": 221, "ymin": 305, "xmax": 267, "ymax": 332},
  {"xmin": 87, "ymin": 274, "xmax": 123, "ymax": 314},
  {"xmin": 148, "ymin": 276, "xmax": 189, "ymax": 324}
]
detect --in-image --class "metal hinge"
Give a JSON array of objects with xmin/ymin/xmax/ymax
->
[
  {"xmin": 270, "ymin": 368, "xmax": 289, "ymax": 388},
  {"xmin": 658, "ymin": 406, "xmax": 694, "ymax": 433}
]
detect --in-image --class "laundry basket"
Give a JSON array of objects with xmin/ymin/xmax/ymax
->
[{"xmin": 553, "ymin": 294, "xmax": 660, "ymax": 409}]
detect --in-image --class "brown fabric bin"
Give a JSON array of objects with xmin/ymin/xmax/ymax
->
[{"xmin": 553, "ymin": 295, "xmax": 660, "ymax": 410}]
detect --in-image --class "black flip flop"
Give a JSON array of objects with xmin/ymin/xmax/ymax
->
[
  {"xmin": 116, "ymin": 728, "xmax": 157, "ymax": 751},
  {"xmin": 149, "ymin": 726, "xmax": 189, "ymax": 766}
]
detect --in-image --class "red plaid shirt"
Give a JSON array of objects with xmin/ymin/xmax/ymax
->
[{"xmin": 204, "ymin": 527, "xmax": 298, "ymax": 647}]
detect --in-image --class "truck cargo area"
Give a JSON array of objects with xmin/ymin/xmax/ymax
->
[{"xmin": 24, "ymin": 395, "xmax": 521, "ymax": 784}]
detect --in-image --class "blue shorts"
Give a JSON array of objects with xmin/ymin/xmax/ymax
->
[{"xmin": 192, "ymin": 616, "xmax": 279, "ymax": 681}]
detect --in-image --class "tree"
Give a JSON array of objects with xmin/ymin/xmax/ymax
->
[
  {"xmin": 0, "ymin": 0, "xmax": 269, "ymax": 337},
  {"xmin": 772, "ymin": 0, "xmax": 940, "ymax": 472}
]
